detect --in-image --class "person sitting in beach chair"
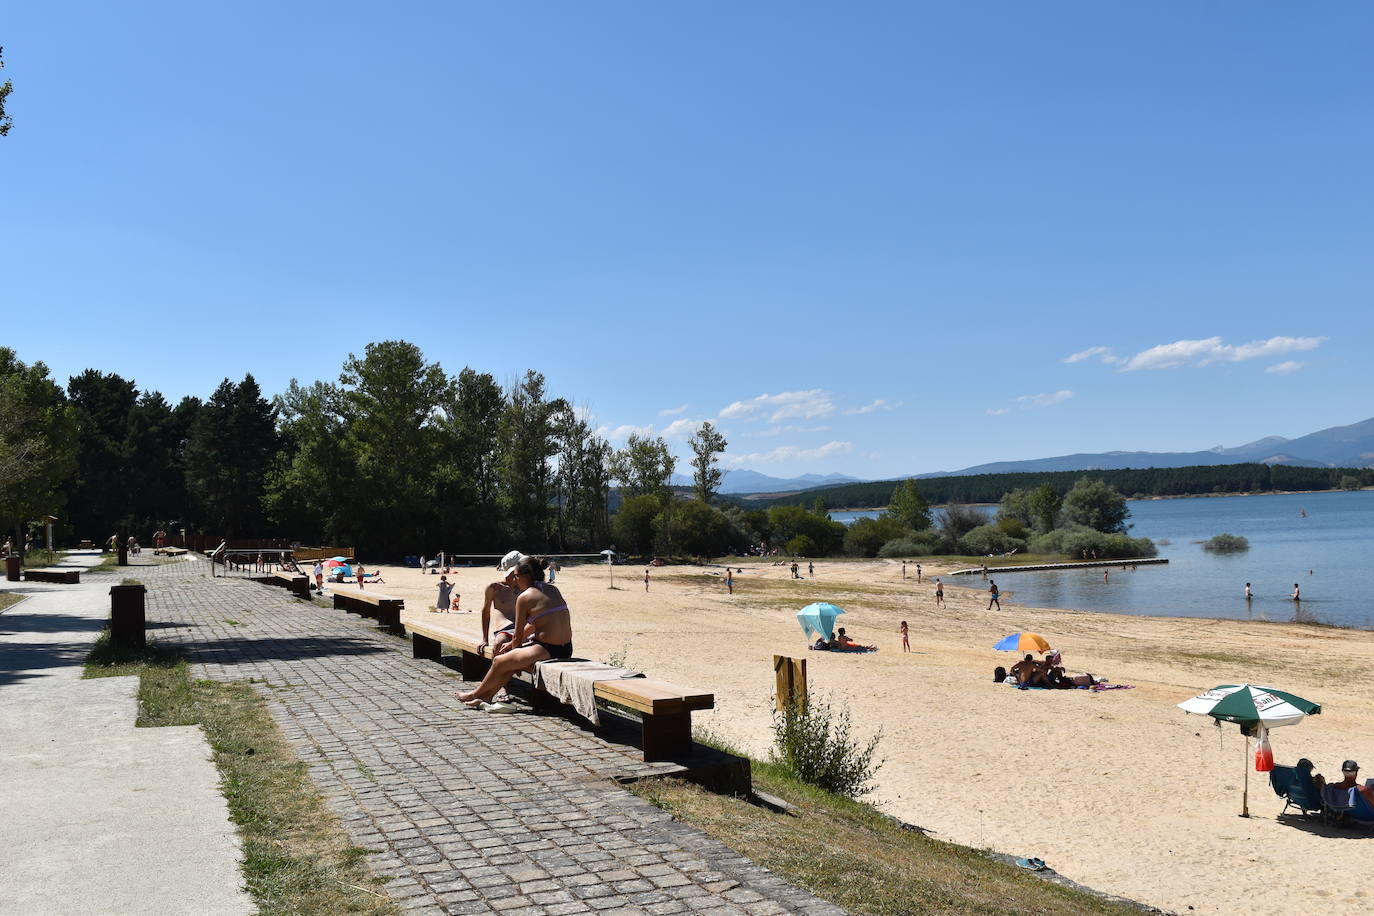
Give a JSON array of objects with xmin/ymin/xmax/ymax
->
[
  {"xmin": 1315, "ymin": 761, "xmax": 1374, "ymax": 808},
  {"xmin": 1269, "ymin": 758, "xmax": 1323, "ymax": 816}
]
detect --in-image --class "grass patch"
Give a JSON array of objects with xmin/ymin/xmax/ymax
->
[
  {"xmin": 83, "ymin": 632, "xmax": 397, "ymax": 915},
  {"xmin": 631, "ymin": 761, "xmax": 1139, "ymax": 916},
  {"xmin": 0, "ymin": 592, "xmax": 23, "ymax": 612}
]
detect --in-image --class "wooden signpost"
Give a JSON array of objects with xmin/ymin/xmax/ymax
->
[{"xmin": 773, "ymin": 654, "xmax": 808, "ymax": 711}]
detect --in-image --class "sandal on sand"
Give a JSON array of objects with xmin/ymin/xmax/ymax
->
[{"xmin": 1015, "ymin": 857, "xmax": 1047, "ymax": 871}]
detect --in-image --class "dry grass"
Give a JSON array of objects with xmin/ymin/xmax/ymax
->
[
  {"xmin": 0, "ymin": 592, "xmax": 22, "ymax": 612},
  {"xmin": 632, "ymin": 762, "xmax": 1142, "ymax": 916},
  {"xmin": 84, "ymin": 634, "xmax": 397, "ymax": 915}
]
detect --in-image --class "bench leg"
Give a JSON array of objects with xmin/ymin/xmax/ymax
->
[
  {"xmin": 413, "ymin": 632, "xmax": 442, "ymax": 661},
  {"xmin": 460, "ymin": 650, "xmax": 489, "ymax": 681},
  {"xmin": 641, "ymin": 711, "xmax": 692, "ymax": 762}
]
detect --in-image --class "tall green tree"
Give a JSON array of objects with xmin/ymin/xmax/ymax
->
[
  {"xmin": 265, "ymin": 379, "xmax": 353, "ymax": 545},
  {"xmin": 550, "ymin": 405, "xmax": 612, "ymax": 550},
  {"xmin": 184, "ymin": 375, "xmax": 278, "ymax": 534},
  {"xmin": 339, "ymin": 341, "xmax": 448, "ymax": 555},
  {"xmin": 66, "ymin": 369, "xmax": 139, "ymax": 537},
  {"xmin": 1061, "ymin": 477, "xmax": 1129, "ymax": 533},
  {"xmin": 609, "ymin": 433, "xmax": 676, "ymax": 499},
  {"xmin": 1027, "ymin": 482, "xmax": 1063, "ymax": 533},
  {"xmin": 0, "ymin": 349, "xmax": 78, "ymax": 542},
  {"xmin": 884, "ymin": 479, "xmax": 932, "ymax": 530},
  {"xmin": 688, "ymin": 421, "xmax": 728, "ymax": 503},
  {"xmin": 432, "ymin": 367, "xmax": 506, "ymax": 550},
  {"xmin": 498, "ymin": 371, "xmax": 566, "ymax": 548}
]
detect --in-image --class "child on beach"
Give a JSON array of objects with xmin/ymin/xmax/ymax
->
[{"xmin": 899, "ymin": 620, "xmax": 910, "ymax": 652}]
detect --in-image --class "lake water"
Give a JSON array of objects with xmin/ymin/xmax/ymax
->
[{"xmin": 833, "ymin": 491, "xmax": 1374, "ymax": 629}]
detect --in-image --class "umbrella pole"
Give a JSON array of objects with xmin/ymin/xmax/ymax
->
[{"xmin": 1241, "ymin": 734, "xmax": 1250, "ymax": 818}]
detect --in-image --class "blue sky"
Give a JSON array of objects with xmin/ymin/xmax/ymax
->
[{"xmin": 4, "ymin": 3, "xmax": 1371, "ymax": 478}]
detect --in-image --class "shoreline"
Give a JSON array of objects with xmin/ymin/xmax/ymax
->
[
  {"xmin": 823, "ymin": 484, "xmax": 1367, "ymax": 513},
  {"xmin": 357, "ymin": 554, "xmax": 1374, "ymax": 915}
]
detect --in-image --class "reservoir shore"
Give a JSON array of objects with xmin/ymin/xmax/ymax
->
[{"xmin": 367, "ymin": 555, "xmax": 1374, "ymax": 916}]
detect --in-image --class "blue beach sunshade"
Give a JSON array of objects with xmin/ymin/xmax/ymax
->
[{"xmin": 798, "ymin": 602, "xmax": 846, "ymax": 641}]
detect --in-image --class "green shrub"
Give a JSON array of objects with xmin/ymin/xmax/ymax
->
[
  {"xmin": 786, "ymin": 534, "xmax": 819, "ymax": 556},
  {"xmin": 1029, "ymin": 524, "xmax": 1156, "ymax": 559},
  {"xmin": 996, "ymin": 516, "xmax": 1029, "ymax": 540},
  {"xmin": 877, "ymin": 538, "xmax": 933, "ymax": 558},
  {"xmin": 843, "ymin": 516, "xmax": 909, "ymax": 557},
  {"xmin": 771, "ymin": 696, "xmax": 883, "ymax": 798},
  {"xmin": 959, "ymin": 524, "xmax": 1025, "ymax": 557},
  {"xmin": 1202, "ymin": 533, "xmax": 1250, "ymax": 553}
]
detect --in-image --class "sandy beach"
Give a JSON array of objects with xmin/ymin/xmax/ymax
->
[{"xmin": 356, "ymin": 555, "xmax": 1374, "ymax": 916}]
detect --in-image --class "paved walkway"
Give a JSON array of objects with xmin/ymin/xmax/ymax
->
[
  {"xmin": 141, "ymin": 557, "xmax": 843, "ymax": 916},
  {"xmin": 0, "ymin": 553, "xmax": 253, "ymax": 916}
]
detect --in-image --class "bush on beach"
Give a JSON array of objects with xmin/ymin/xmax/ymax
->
[
  {"xmin": 771, "ymin": 696, "xmax": 883, "ymax": 798},
  {"xmin": 958, "ymin": 524, "xmax": 1026, "ymax": 557},
  {"xmin": 1027, "ymin": 524, "xmax": 1157, "ymax": 559}
]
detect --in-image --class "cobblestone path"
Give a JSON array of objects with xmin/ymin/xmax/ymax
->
[{"xmin": 138, "ymin": 558, "xmax": 845, "ymax": 916}]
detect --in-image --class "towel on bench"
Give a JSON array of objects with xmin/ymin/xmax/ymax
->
[{"xmin": 534, "ymin": 659, "xmax": 644, "ymax": 725}]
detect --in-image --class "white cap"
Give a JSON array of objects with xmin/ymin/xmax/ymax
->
[{"xmin": 498, "ymin": 550, "xmax": 527, "ymax": 572}]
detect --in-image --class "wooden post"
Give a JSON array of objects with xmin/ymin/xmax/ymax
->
[{"xmin": 773, "ymin": 654, "xmax": 807, "ymax": 711}]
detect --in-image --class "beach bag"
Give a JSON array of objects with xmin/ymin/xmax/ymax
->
[
  {"xmin": 994, "ymin": 666, "xmax": 1007, "ymax": 683},
  {"xmin": 1254, "ymin": 729, "xmax": 1274, "ymax": 772}
]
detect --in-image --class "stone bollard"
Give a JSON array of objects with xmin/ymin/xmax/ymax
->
[
  {"xmin": 109, "ymin": 584, "xmax": 147, "ymax": 647},
  {"xmin": 4, "ymin": 555, "xmax": 20, "ymax": 582}
]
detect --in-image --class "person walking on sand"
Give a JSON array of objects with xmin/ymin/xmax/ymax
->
[
  {"xmin": 987, "ymin": 579, "xmax": 1001, "ymax": 610},
  {"xmin": 644, "ymin": 568, "xmax": 650, "ymax": 592},
  {"xmin": 313, "ymin": 561, "xmax": 324, "ymax": 592},
  {"xmin": 935, "ymin": 578, "xmax": 944, "ymax": 607},
  {"xmin": 726, "ymin": 568, "xmax": 734, "ymax": 594},
  {"xmin": 916, "ymin": 563, "xmax": 922, "ymax": 583},
  {"xmin": 808, "ymin": 561, "xmax": 814, "ymax": 577},
  {"xmin": 899, "ymin": 620, "xmax": 910, "ymax": 653},
  {"xmin": 790, "ymin": 561, "xmax": 799, "ymax": 579},
  {"xmin": 902, "ymin": 560, "xmax": 907, "ymax": 580},
  {"xmin": 436, "ymin": 575, "xmax": 453, "ymax": 613}
]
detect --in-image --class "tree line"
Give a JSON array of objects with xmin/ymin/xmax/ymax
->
[
  {"xmin": 747, "ymin": 463, "xmax": 1374, "ymax": 511},
  {"xmin": 0, "ymin": 343, "xmax": 738, "ymax": 560}
]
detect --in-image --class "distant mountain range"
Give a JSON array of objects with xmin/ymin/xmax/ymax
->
[
  {"xmin": 710, "ymin": 416, "xmax": 1374, "ymax": 495},
  {"xmin": 669, "ymin": 470, "xmax": 862, "ymax": 495},
  {"xmin": 914, "ymin": 415, "xmax": 1374, "ymax": 478}
]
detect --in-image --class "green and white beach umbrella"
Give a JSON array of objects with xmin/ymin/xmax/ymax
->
[
  {"xmin": 1176, "ymin": 684, "xmax": 1321, "ymax": 729},
  {"xmin": 1177, "ymin": 684, "xmax": 1321, "ymax": 817}
]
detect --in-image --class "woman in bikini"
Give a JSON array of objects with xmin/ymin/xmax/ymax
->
[{"xmin": 457, "ymin": 556, "xmax": 573, "ymax": 706}]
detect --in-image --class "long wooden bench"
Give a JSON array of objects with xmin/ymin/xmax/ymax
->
[
  {"xmin": 26, "ymin": 567, "xmax": 81, "ymax": 584},
  {"xmin": 407, "ymin": 619, "xmax": 714, "ymax": 761},
  {"xmin": 257, "ymin": 571, "xmax": 311, "ymax": 598},
  {"xmin": 332, "ymin": 587, "xmax": 405, "ymax": 635}
]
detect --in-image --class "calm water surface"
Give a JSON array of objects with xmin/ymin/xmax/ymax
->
[{"xmin": 835, "ymin": 491, "xmax": 1374, "ymax": 628}]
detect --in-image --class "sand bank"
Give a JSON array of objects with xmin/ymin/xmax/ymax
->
[{"xmin": 368, "ymin": 556, "xmax": 1374, "ymax": 915}]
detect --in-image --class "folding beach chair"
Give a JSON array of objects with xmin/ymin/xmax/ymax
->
[
  {"xmin": 1269, "ymin": 764, "xmax": 1322, "ymax": 816},
  {"xmin": 1322, "ymin": 784, "xmax": 1357, "ymax": 827}
]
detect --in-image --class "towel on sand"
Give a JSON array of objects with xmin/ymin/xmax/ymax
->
[{"xmin": 534, "ymin": 659, "xmax": 644, "ymax": 725}]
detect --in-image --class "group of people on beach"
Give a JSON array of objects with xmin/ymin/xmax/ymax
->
[
  {"xmin": 456, "ymin": 551, "xmax": 574, "ymax": 710},
  {"xmin": 1000, "ymin": 651, "xmax": 1098, "ymax": 689}
]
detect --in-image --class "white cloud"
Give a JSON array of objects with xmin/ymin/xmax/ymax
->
[
  {"xmin": 1064, "ymin": 346, "xmax": 1120, "ymax": 365},
  {"xmin": 607, "ymin": 423, "xmax": 654, "ymax": 440},
  {"xmin": 724, "ymin": 440, "xmax": 854, "ymax": 468},
  {"xmin": 845, "ymin": 399, "xmax": 902, "ymax": 415},
  {"xmin": 987, "ymin": 390, "xmax": 1074, "ymax": 416},
  {"xmin": 718, "ymin": 389, "xmax": 836, "ymax": 423},
  {"xmin": 1118, "ymin": 336, "xmax": 1325, "ymax": 372},
  {"xmin": 1266, "ymin": 360, "xmax": 1305, "ymax": 375},
  {"xmin": 759, "ymin": 424, "xmax": 833, "ymax": 437},
  {"xmin": 661, "ymin": 418, "xmax": 701, "ymax": 439},
  {"xmin": 658, "ymin": 403, "xmax": 688, "ymax": 416}
]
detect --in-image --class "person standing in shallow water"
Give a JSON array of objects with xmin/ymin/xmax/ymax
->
[
  {"xmin": 1245, "ymin": 582, "xmax": 1253, "ymax": 601},
  {"xmin": 1292, "ymin": 583, "xmax": 1301, "ymax": 601}
]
